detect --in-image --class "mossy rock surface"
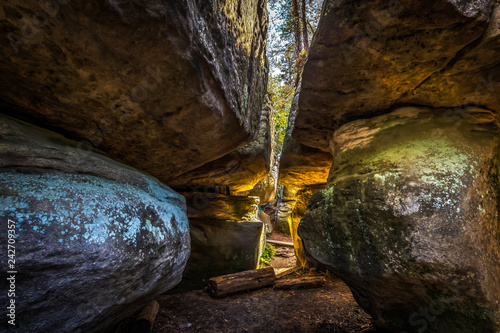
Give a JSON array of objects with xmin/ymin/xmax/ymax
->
[{"xmin": 299, "ymin": 107, "xmax": 500, "ymax": 332}]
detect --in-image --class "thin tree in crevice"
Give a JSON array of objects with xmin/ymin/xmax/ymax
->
[
  {"xmin": 301, "ymin": 0, "xmax": 309, "ymax": 52},
  {"xmin": 267, "ymin": 0, "xmax": 323, "ymax": 153},
  {"xmin": 292, "ymin": 0, "xmax": 302, "ymax": 60},
  {"xmin": 268, "ymin": 0, "xmax": 322, "ymax": 87}
]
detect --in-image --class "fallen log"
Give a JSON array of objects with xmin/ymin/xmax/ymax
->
[
  {"xmin": 130, "ymin": 300, "xmax": 160, "ymax": 333},
  {"xmin": 207, "ymin": 267, "xmax": 276, "ymax": 298},
  {"xmin": 274, "ymin": 276, "xmax": 326, "ymax": 290},
  {"xmin": 274, "ymin": 267, "xmax": 301, "ymax": 279},
  {"xmin": 267, "ymin": 239, "xmax": 294, "ymax": 247}
]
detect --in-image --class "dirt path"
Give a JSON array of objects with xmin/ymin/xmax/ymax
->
[
  {"xmin": 270, "ymin": 245, "xmax": 296, "ymax": 268},
  {"xmin": 128, "ymin": 232, "xmax": 378, "ymax": 333},
  {"xmin": 152, "ymin": 271, "xmax": 376, "ymax": 333},
  {"xmin": 268, "ymin": 232, "xmax": 297, "ymax": 269}
]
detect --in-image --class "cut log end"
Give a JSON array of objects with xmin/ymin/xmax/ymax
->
[{"xmin": 130, "ymin": 300, "xmax": 160, "ymax": 333}]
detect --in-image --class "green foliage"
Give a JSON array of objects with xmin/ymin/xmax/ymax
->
[
  {"xmin": 267, "ymin": 0, "xmax": 323, "ymax": 86},
  {"xmin": 260, "ymin": 243, "xmax": 276, "ymax": 266},
  {"xmin": 267, "ymin": 0, "xmax": 323, "ymax": 153},
  {"xmin": 268, "ymin": 75, "xmax": 294, "ymax": 154}
]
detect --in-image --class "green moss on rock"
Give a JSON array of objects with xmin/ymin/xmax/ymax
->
[{"xmin": 299, "ymin": 107, "xmax": 500, "ymax": 332}]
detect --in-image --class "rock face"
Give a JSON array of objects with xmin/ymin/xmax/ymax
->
[
  {"xmin": 178, "ymin": 219, "xmax": 265, "ymax": 291},
  {"xmin": 169, "ymin": 190, "xmax": 264, "ymax": 292},
  {"xmin": 275, "ymin": 201, "xmax": 293, "ymax": 236},
  {"xmin": 0, "ymin": 0, "xmax": 268, "ymax": 183},
  {"xmin": 0, "ymin": 115, "xmax": 190, "ymax": 332},
  {"xmin": 299, "ymin": 107, "xmax": 500, "ymax": 332},
  {"xmin": 166, "ymin": 95, "xmax": 275, "ymax": 291},
  {"xmin": 248, "ymin": 170, "xmax": 277, "ymax": 204},
  {"xmin": 279, "ymin": 90, "xmax": 332, "ymax": 192},
  {"xmin": 278, "ymin": 89, "xmax": 331, "ymax": 266},
  {"xmin": 184, "ymin": 192, "xmax": 260, "ymax": 221},
  {"xmin": 296, "ymin": 0, "xmax": 500, "ymax": 149},
  {"xmin": 167, "ymin": 96, "xmax": 274, "ymax": 194}
]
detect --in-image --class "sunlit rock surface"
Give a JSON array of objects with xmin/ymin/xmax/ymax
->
[
  {"xmin": 282, "ymin": 187, "xmax": 322, "ymax": 267},
  {"xmin": 0, "ymin": 115, "xmax": 190, "ymax": 332},
  {"xmin": 279, "ymin": 90, "xmax": 332, "ymax": 191},
  {"xmin": 249, "ymin": 169, "xmax": 277, "ymax": 204},
  {"xmin": 299, "ymin": 107, "xmax": 500, "ymax": 332},
  {"xmin": 278, "ymin": 89, "xmax": 331, "ymax": 265},
  {"xmin": 275, "ymin": 201, "xmax": 293, "ymax": 236},
  {"xmin": 283, "ymin": 0, "xmax": 500, "ymax": 330},
  {"xmin": 0, "ymin": 0, "xmax": 268, "ymax": 182}
]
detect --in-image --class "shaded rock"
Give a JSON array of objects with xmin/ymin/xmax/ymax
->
[
  {"xmin": 170, "ymin": 189, "xmax": 266, "ymax": 292},
  {"xmin": 0, "ymin": 115, "xmax": 190, "ymax": 332},
  {"xmin": 275, "ymin": 201, "xmax": 293, "ymax": 236},
  {"xmin": 171, "ymin": 219, "xmax": 265, "ymax": 292},
  {"xmin": 167, "ymin": 95, "xmax": 274, "ymax": 193},
  {"xmin": 299, "ymin": 107, "xmax": 500, "ymax": 332},
  {"xmin": 248, "ymin": 167, "xmax": 277, "ymax": 204},
  {"xmin": 0, "ymin": 0, "xmax": 268, "ymax": 182},
  {"xmin": 248, "ymin": 97, "xmax": 278, "ymax": 203},
  {"xmin": 258, "ymin": 209, "xmax": 273, "ymax": 233},
  {"xmin": 296, "ymin": 0, "xmax": 500, "ymax": 150}
]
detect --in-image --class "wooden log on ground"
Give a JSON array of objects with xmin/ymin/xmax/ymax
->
[
  {"xmin": 267, "ymin": 239, "xmax": 294, "ymax": 247},
  {"xmin": 274, "ymin": 267, "xmax": 301, "ymax": 279},
  {"xmin": 274, "ymin": 276, "xmax": 326, "ymax": 290},
  {"xmin": 130, "ymin": 300, "xmax": 160, "ymax": 333},
  {"xmin": 207, "ymin": 267, "xmax": 276, "ymax": 298}
]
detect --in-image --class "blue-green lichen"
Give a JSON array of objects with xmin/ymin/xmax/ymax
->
[{"xmin": 0, "ymin": 171, "xmax": 189, "ymax": 249}]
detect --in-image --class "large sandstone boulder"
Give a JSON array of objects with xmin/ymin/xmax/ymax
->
[
  {"xmin": 280, "ymin": 0, "xmax": 500, "ymax": 330},
  {"xmin": 183, "ymin": 192, "xmax": 260, "ymax": 221},
  {"xmin": 275, "ymin": 201, "xmax": 293, "ymax": 236},
  {"xmin": 167, "ymin": 96, "xmax": 274, "ymax": 194},
  {"xmin": 0, "ymin": 0, "xmax": 268, "ymax": 183},
  {"xmin": 299, "ymin": 107, "xmax": 500, "ymax": 332},
  {"xmin": 0, "ymin": 115, "xmax": 190, "ymax": 332},
  {"xmin": 296, "ymin": 0, "xmax": 500, "ymax": 149},
  {"xmin": 248, "ymin": 169, "xmax": 277, "ymax": 204}
]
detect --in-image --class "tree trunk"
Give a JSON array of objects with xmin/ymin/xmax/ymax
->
[
  {"xmin": 207, "ymin": 267, "xmax": 277, "ymax": 298},
  {"xmin": 292, "ymin": 0, "xmax": 302, "ymax": 59},
  {"xmin": 301, "ymin": 0, "xmax": 309, "ymax": 52}
]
